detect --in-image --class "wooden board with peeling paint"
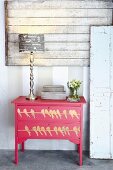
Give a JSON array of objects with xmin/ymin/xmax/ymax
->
[
  {"xmin": 90, "ymin": 26, "xmax": 113, "ymax": 159},
  {"xmin": 5, "ymin": 0, "xmax": 112, "ymax": 66}
]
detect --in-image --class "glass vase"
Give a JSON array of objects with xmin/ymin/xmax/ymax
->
[{"xmin": 68, "ymin": 88, "xmax": 80, "ymax": 102}]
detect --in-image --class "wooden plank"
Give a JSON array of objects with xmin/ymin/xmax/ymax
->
[
  {"xmin": 8, "ymin": 9, "xmax": 112, "ymax": 18},
  {"xmin": 45, "ymin": 42, "xmax": 89, "ymax": 51},
  {"xmin": 6, "ymin": 1, "xmax": 112, "ymax": 67},
  {"xmin": 6, "ymin": 58, "xmax": 89, "ymax": 66},
  {"xmin": 8, "ymin": 25, "xmax": 90, "ymax": 34},
  {"xmin": 8, "ymin": 48, "xmax": 89, "ymax": 59},
  {"xmin": 8, "ymin": 41, "xmax": 89, "ymax": 52},
  {"xmin": 8, "ymin": 33, "xmax": 90, "ymax": 43},
  {"xmin": 8, "ymin": 17, "xmax": 112, "ymax": 26},
  {"xmin": 90, "ymin": 99, "xmax": 110, "ymax": 158},
  {"xmin": 5, "ymin": 1, "xmax": 8, "ymax": 65},
  {"xmin": 90, "ymin": 26, "xmax": 111, "ymax": 159},
  {"xmin": 90, "ymin": 88, "xmax": 111, "ymax": 98},
  {"xmin": 110, "ymin": 27, "xmax": 113, "ymax": 92},
  {"xmin": 110, "ymin": 27, "xmax": 113, "ymax": 158},
  {"xmin": 111, "ymin": 92, "xmax": 113, "ymax": 158},
  {"xmin": 7, "ymin": 1, "xmax": 113, "ymax": 9},
  {"xmin": 90, "ymin": 26, "xmax": 110, "ymax": 88}
]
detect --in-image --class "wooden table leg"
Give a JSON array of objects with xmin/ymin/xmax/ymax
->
[
  {"xmin": 21, "ymin": 142, "xmax": 24, "ymax": 152},
  {"xmin": 79, "ymin": 143, "xmax": 82, "ymax": 166},
  {"xmin": 79, "ymin": 105, "xmax": 83, "ymax": 166},
  {"xmin": 15, "ymin": 137, "xmax": 18, "ymax": 165},
  {"xmin": 77, "ymin": 144, "xmax": 80, "ymax": 153}
]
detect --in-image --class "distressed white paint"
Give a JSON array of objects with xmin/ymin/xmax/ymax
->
[
  {"xmin": 8, "ymin": 17, "xmax": 112, "ymax": 26},
  {"xmin": 110, "ymin": 28, "xmax": 113, "ymax": 158},
  {"xmin": 9, "ymin": 42, "xmax": 89, "ymax": 51},
  {"xmin": 0, "ymin": 0, "xmax": 89, "ymax": 150},
  {"xmin": 8, "ymin": 25, "xmax": 89, "ymax": 34},
  {"xmin": 6, "ymin": 0, "xmax": 112, "ymax": 66},
  {"xmin": 8, "ymin": 50, "xmax": 89, "ymax": 59},
  {"xmin": 7, "ymin": 1, "xmax": 113, "ymax": 9},
  {"xmin": 7, "ymin": 58, "xmax": 89, "ymax": 66},
  {"xmin": 8, "ymin": 9, "xmax": 112, "ymax": 18},
  {"xmin": 8, "ymin": 33, "xmax": 90, "ymax": 42},
  {"xmin": 90, "ymin": 26, "xmax": 113, "ymax": 158}
]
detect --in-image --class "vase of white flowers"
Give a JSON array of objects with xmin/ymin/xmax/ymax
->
[{"xmin": 67, "ymin": 79, "xmax": 81, "ymax": 101}]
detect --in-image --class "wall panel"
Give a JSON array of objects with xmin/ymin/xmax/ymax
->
[
  {"xmin": 5, "ymin": 0, "xmax": 112, "ymax": 66},
  {"xmin": 90, "ymin": 26, "xmax": 113, "ymax": 159}
]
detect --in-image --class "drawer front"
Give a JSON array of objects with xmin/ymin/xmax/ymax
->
[
  {"xmin": 16, "ymin": 106, "xmax": 81, "ymax": 122},
  {"xmin": 17, "ymin": 121, "xmax": 80, "ymax": 142}
]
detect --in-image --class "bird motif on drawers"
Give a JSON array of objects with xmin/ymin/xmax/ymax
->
[
  {"xmin": 17, "ymin": 108, "xmax": 80, "ymax": 119},
  {"xmin": 18, "ymin": 125, "xmax": 80, "ymax": 137}
]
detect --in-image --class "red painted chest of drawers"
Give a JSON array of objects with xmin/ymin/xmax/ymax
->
[{"xmin": 12, "ymin": 96, "xmax": 86, "ymax": 165}]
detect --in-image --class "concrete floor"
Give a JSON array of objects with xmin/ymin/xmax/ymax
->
[{"xmin": 0, "ymin": 150, "xmax": 113, "ymax": 170}]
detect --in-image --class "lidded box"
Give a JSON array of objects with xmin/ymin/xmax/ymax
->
[{"xmin": 41, "ymin": 85, "xmax": 66, "ymax": 100}]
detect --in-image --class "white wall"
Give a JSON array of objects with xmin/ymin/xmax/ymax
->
[{"xmin": 0, "ymin": 0, "xmax": 89, "ymax": 150}]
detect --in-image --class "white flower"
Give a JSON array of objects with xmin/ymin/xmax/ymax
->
[{"xmin": 67, "ymin": 79, "xmax": 81, "ymax": 90}]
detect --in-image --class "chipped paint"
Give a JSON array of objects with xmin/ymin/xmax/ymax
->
[{"xmin": 90, "ymin": 26, "xmax": 113, "ymax": 159}]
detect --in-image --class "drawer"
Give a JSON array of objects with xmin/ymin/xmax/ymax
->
[
  {"xmin": 17, "ymin": 121, "xmax": 80, "ymax": 142},
  {"xmin": 16, "ymin": 106, "xmax": 81, "ymax": 122}
]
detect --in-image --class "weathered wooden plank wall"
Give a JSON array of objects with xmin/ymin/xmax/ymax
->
[
  {"xmin": 5, "ymin": 0, "xmax": 113, "ymax": 66},
  {"xmin": 90, "ymin": 26, "xmax": 113, "ymax": 159}
]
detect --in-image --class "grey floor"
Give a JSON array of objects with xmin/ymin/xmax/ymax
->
[{"xmin": 0, "ymin": 150, "xmax": 113, "ymax": 170}]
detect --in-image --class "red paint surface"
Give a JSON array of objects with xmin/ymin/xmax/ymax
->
[{"xmin": 12, "ymin": 96, "xmax": 86, "ymax": 166}]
